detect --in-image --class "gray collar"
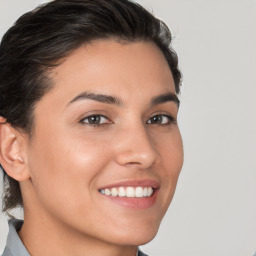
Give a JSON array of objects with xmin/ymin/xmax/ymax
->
[{"xmin": 2, "ymin": 219, "xmax": 30, "ymax": 256}]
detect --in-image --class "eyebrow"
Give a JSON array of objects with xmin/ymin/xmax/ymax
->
[
  {"xmin": 67, "ymin": 91, "xmax": 179, "ymax": 107},
  {"xmin": 151, "ymin": 93, "xmax": 180, "ymax": 107},
  {"xmin": 68, "ymin": 92, "xmax": 122, "ymax": 106}
]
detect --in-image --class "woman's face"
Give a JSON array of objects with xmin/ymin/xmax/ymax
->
[{"xmin": 24, "ymin": 40, "xmax": 183, "ymax": 245}]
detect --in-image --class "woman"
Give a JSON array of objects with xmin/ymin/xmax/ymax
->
[{"xmin": 0, "ymin": 0, "xmax": 183, "ymax": 255}]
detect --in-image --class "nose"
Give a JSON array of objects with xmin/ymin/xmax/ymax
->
[{"xmin": 114, "ymin": 124, "xmax": 159, "ymax": 169}]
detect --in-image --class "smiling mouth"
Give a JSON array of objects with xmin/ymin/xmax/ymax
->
[{"xmin": 99, "ymin": 186, "xmax": 154, "ymax": 198}]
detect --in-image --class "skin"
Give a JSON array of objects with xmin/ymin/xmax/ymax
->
[{"xmin": 1, "ymin": 40, "xmax": 183, "ymax": 256}]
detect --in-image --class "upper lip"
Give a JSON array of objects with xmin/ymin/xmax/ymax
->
[{"xmin": 98, "ymin": 179, "xmax": 160, "ymax": 190}]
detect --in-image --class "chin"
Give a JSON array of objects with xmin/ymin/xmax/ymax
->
[{"xmin": 108, "ymin": 222, "xmax": 160, "ymax": 246}]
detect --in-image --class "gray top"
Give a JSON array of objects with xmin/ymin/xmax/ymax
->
[
  {"xmin": 1, "ymin": 219, "xmax": 28, "ymax": 256},
  {"xmin": 1, "ymin": 219, "xmax": 148, "ymax": 256}
]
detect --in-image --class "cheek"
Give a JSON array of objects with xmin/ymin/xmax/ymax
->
[
  {"xmin": 157, "ymin": 129, "xmax": 183, "ymax": 200},
  {"xmin": 27, "ymin": 127, "xmax": 111, "ymax": 211},
  {"xmin": 159, "ymin": 128, "xmax": 183, "ymax": 173}
]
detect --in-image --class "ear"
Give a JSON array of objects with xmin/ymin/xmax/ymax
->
[{"xmin": 0, "ymin": 116, "xmax": 30, "ymax": 181}]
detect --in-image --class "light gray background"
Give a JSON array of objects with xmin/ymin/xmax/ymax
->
[{"xmin": 0, "ymin": 0, "xmax": 255, "ymax": 255}]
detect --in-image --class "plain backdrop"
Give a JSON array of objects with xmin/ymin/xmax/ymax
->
[{"xmin": 0, "ymin": 0, "xmax": 255, "ymax": 256}]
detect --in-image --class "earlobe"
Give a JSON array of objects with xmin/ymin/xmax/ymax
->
[{"xmin": 0, "ymin": 116, "xmax": 30, "ymax": 181}]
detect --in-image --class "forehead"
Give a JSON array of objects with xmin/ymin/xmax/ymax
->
[{"xmin": 39, "ymin": 40, "xmax": 176, "ymax": 108}]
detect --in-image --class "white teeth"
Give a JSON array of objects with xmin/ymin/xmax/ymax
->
[
  {"xmin": 147, "ymin": 187, "xmax": 153, "ymax": 197},
  {"xmin": 99, "ymin": 186, "xmax": 154, "ymax": 198},
  {"xmin": 143, "ymin": 187, "xmax": 148, "ymax": 197},
  {"xmin": 119, "ymin": 187, "xmax": 126, "ymax": 197},
  {"xmin": 111, "ymin": 188, "xmax": 118, "ymax": 197},
  {"xmin": 105, "ymin": 189, "xmax": 111, "ymax": 196},
  {"xmin": 135, "ymin": 187, "xmax": 144, "ymax": 197},
  {"xmin": 126, "ymin": 187, "xmax": 135, "ymax": 197}
]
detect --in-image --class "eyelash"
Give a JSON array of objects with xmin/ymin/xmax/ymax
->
[
  {"xmin": 147, "ymin": 114, "xmax": 176, "ymax": 126},
  {"xmin": 79, "ymin": 115, "xmax": 111, "ymax": 127},
  {"xmin": 79, "ymin": 114, "xmax": 176, "ymax": 127}
]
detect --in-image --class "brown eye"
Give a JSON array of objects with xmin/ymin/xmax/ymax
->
[
  {"xmin": 87, "ymin": 115, "xmax": 101, "ymax": 124},
  {"xmin": 147, "ymin": 114, "xmax": 175, "ymax": 125},
  {"xmin": 149, "ymin": 115, "xmax": 163, "ymax": 124},
  {"xmin": 80, "ymin": 115, "xmax": 110, "ymax": 126}
]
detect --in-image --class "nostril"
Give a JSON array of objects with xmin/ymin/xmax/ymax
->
[
  {"xmin": 115, "ymin": 152, "xmax": 157, "ymax": 169},
  {"xmin": 114, "ymin": 129, "xmax": 158, "ymax": 168}
]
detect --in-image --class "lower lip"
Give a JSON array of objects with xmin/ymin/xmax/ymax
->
[{"xmin": 100, "ymin": 189, "xmax": 159, "ymax": 209}]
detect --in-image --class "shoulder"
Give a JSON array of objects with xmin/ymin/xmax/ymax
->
[
  {"xmin": 1, "ymin": 247, "xmax": 13, "ymax": 256},
  {"xmin": 1, "ymin": 219, "xmax": 30, "ymax": 256},
  {"xmin": 138, "ymin": 249, "xmax": 149, "ymax": 256}
]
